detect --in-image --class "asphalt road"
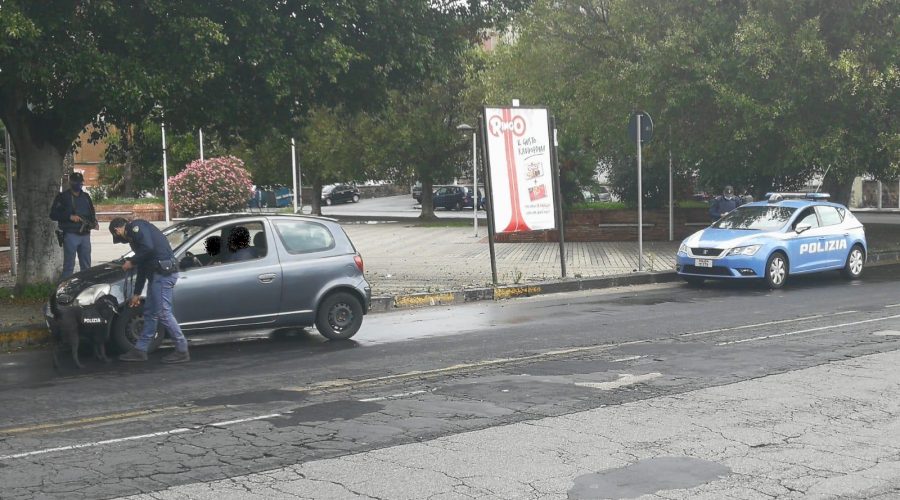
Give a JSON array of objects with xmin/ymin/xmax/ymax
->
[{"xmin": 2, "ymin": 266, "xmax": 900, "ymax": 499}]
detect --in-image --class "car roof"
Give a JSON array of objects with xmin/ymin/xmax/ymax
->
[{"xmin": 740, "ymin": 200, "xmax": 848, "ymax": 209}]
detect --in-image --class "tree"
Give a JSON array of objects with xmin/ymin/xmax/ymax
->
[{"xmin": 0, "ymin": 0, "xmax": 530, "ymax": 287}]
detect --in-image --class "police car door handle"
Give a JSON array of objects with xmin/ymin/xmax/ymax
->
[{"xmin": 258, "ymin": 273, "xmax": 277, "ymax": 284}]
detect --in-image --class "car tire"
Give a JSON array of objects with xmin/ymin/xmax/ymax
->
[
  {"xmin": 111, "ymin": 303, "xmax": 165, "ymax": 354},
  {"xmin": 352, "ymin": 194, "xmax": 360, "ymax": 203},
  {"xmin": 324, "ymin": 197, "xmax": 333, "ymax": 206},
  {"xmin": 316, "ymin": 292, "xmax": 364, "ymax": 341},
  {"xmin": 764, "ymin": 252, "xmax": 788, "ymax": 289},
  {"xmin": 453, "ymin": 201, "xmax": 462, "ymax": 211},
  {"xmin": 682, "ymin": 276, "xmax": 705, "ymax": 287},
  {"xmin": 841, "ymin": 245, "xmax": 865, "ymax": 280}
]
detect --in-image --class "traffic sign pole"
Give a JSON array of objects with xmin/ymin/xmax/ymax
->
[{"xmin": 637, "ymin": 114, "xmax": 643, "ymax": 272}]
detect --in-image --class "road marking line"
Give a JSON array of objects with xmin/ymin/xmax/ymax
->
[
  {"xmin": 872, "ymin": 330, "xmax": 900, "ymax": 337},
  {"xmin": 359, "ymin": 390, "xmax": 430, "ymax": 403},
  {"xmin": 680, "ymin": 311, "xmax": 857, "ymax": 338},
  {"xmin": 716, "ymin": 314, "xmax": 900, "ymax": 346},
  {"xmin": 0, "ymin": 412, "xmax": 290, "ymax": 462},
  {"xmin": 282, "ymin": 340, "xmax": 652, "ymax": 394},
  {"xmin": 0, "ymin": 428, "xmax": 193, "ymax": 461},
  {"xmin": 611, "ymin": 355, "xmax": 644, "ymax": 363},
  {"xmin": 209, "ymin": 413, "xmax": 284, "ymax": 427},
  {"xmin": 0, "ymin": 406, "xmax": 203, "ymax": 436},
  {"xmin": 886, "ymin": 304, "xmax": 900, "ymax": 308},
  {"xmin": 576, "ymin": 373, "xmax": 662, "ymax": 390}
]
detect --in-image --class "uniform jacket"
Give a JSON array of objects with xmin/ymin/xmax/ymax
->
[
  {"xmin": 49, "ymin": 189, "xmax": 97, "ymax": 234},
  {"xmin": 125, "ymin": 220, "xmax": 176, "ymax": 295},
  {"xmin": 709, "ymin": 195, "xmax": 741, "ymax": 220}
]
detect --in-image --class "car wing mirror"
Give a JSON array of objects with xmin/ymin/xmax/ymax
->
[{"xmin": 795, "ymin": 223, "xmax": 812, "ymax": 234}]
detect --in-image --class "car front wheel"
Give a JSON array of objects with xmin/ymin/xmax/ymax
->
[
  {"xmin": 842, "ymin": 245, "xmax": 865, "ymax": 279},
  {"xmin": 324, "ymin": 197, "xmax": 333, "ymax": 206},
  {"xmin": 111, "ymin": 302, "xmax": 165, "ymax": 353},
  {"xmin": 316, "ymin": 292, "xmax": 364, "ymax": 340},
  {"xmin": 352, "ymin": 194, "xmax": 360, "ymax": 203},
  {"xmin": 765, "ymin": 252, "xmax": 788, "ymax": 289}
]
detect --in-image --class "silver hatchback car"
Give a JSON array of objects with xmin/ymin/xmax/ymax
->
[{"xmin": 46, "ymin": 214, "xmax": 371, "ymax": 353}]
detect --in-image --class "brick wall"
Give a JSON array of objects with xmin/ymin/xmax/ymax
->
[
  {"xmin": 0, "ymin": 249, "xmax": 9, "ymax": 274},
  {"xmin": 494, "ymin": 208, "xmax": 709, "ymax": 242},
  {"xmin": 94, "ymin": 203, "xmax": 165, "ymax": 222}
]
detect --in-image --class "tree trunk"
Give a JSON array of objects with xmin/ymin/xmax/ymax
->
[
  {"xmin": 418, "ymin": 177, "xmax": 437, "ymax": 220},
  {"xmin": 13, "ymin": 133, "xmax": 64, "ymax": 288},
  {"xmin": 822, "ymin": 174, "xmax": 854, "ymax": 207}
]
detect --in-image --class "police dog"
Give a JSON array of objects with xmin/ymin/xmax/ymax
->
[{"xmin": 50, "ymin": 295, "xmax": 117, "ymax": 369}]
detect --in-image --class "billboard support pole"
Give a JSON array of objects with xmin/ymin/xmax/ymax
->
[
  {"xmin": 549, "ymin": 116, "xmax": 567, "ymax": 278},
  {"xmin": 478, "ymin": 113, "xmax": 498, "ymax": 285}
]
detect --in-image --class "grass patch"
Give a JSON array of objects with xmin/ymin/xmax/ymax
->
[
  {"xmin": 98, "ymin": 197, "xmax": 164, "ymax": 205},
  {"xmin": 0, "ymin": 283, "xmax": 55, "ymax": 304}
]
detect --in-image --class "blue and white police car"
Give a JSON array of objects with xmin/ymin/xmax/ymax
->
[{"xmin": 675, "ymin": 193, "xmax": 866, "ymax": 289}]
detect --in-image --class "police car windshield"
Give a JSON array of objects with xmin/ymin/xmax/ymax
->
[{"xmin": 712, "ymin": 206, "xmax": 797, "ymax": 231}]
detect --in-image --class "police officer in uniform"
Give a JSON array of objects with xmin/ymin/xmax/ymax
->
[
  {"xmin": 709, "ymin": 185, "xmax": 742, "ymax": 221},
  {"xmin": 109, "ymin": 217, "xmax": 190, "ymax": 363},
  {"xmin": 50, "ymin": 172, "xmax": 98, "ymax": 279}
]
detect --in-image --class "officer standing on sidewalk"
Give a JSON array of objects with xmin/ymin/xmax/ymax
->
[
  {"xmin": 49, "ymin": 172, "xmax": 98, "ymax": 279},
  {"xmin": 108, "ymin": 217, "xmax": 190, "ymax": 364}
]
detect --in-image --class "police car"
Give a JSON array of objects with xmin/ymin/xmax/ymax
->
[{"xmin": 675, "ymin": 193, "xmax": 866, "ymax": 289}]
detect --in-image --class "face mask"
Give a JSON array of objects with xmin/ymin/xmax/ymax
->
[{"xmin": 71, "ymin": 183, "xmax": 83, "ymax": 192}]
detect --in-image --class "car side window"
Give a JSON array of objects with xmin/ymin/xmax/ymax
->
[
  {"xmin": 816, "ymin": 206, "xmax": 843, "ymax": 226},
  {"xmin": 179, "ymin": 222, "xmax": 267, "ymax": 270},
  {"xmin": 273, "ymin": 220, "xmax": 335, "ymax": 254},
  {"xmin": 795, "ymin": 208, "xmax": 820, "ymax": 229}
]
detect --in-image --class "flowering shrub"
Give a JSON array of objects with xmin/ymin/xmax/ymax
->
[{"xmin": 169, "ymin": 156, "xmax": 254, "ymax": 217}]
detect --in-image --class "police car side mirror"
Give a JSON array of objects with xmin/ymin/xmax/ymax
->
[{"xmin": 795, "ymin": 223, "xmax": 812, "ymax": 234}]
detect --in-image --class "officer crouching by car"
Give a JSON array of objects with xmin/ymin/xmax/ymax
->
[{"xmin": 109, "ymin": 217, "xmax": 190, "ymax": 363}]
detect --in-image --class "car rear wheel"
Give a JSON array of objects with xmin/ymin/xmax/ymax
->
[
  {"xmin": 352, "ymin": 194, "xmax": 360, "ymax": 203},
  {"xmin": 316, "ymin": 292, "xmax": 364, "ymax": 341},
  {"xmin": 841, "ymin": 245, "xmax": 865, "ymax": 280},
  {"xmin": 765, "ymin": 252, "xmax": 788, "ymax": 289},
  {"xmin": 453, "ymin": 201, "xmax": 462, "ymax": 211},
  {"xmin": 111, "ymin": 303, "xmax": 165, "ymax": 353}
]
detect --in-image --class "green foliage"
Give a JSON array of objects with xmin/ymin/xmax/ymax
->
[
  {"xmin": 0, "ymin": 283, "xmax": 55, "ymax": 303},
  {"xmin": 169, "ymin": 157, "xmax": 254, "ymax": 216},
  {"xmin": 483, "ymin": 0, "xmax": 899, "ymax": 205},
  {"xmin": 570, "ymin": 201, "xmax": 628, "ymax": 211}
]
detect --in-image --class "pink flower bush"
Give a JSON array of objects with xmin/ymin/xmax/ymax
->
[{"xmin": 169, "ymin": 156, "xmax": 254, "ymax": 217}]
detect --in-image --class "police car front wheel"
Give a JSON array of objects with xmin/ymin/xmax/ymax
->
[
  {"xmin": 765, "ymin": 252, "xmax": 788, "ymax": 289},
  {"xmin": 842, "ymin": 245, "xmax": 865, "ymax": 280}
]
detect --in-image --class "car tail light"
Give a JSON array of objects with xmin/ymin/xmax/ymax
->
[{"xmin": 354, "ymin": 255, "xmax": 364, "ymax": 273}]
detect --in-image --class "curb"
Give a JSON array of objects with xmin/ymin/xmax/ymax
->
[{"xmin": 4, "ymin": 253, "xmax": 900, "ymax": 353}]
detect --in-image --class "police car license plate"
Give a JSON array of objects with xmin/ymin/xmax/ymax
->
[{"xmin": 695, "ymin": 259, "xmax": 713, "ymax": 268}]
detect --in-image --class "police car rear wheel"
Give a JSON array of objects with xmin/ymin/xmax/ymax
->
[
  {"xmin": 111, "ymin": 303, "xmax": 165, "ymax": 354},
  {"xmin": 842, "ymin": 246, "xmax": 864, "ymax": 280},
  {"xmin": 765, "ymin": 253, "xmax": 787, "ymax": 289}
]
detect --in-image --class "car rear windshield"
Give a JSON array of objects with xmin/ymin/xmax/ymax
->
[{"xmin": 712, "ymin": 206, "xmax": 797, "ymax": 231}]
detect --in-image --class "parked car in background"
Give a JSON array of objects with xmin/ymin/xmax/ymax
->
[
  {"xmin": 45, "ymin": 214, "xmax": 372, "ymax": 355},
  {"xmin": 412, "ymin": 182, "xmax": 423, "ymax": 202},
  {"xmin": 322, "ymin": 184, "xmax": 360, "ymax": 205},
  {"xmin": 432, "ymin": 185, "xmax": 484, "ymax": 211},
  {"xmin": 580, "ymin": 185, "xmax": 613, "ymax": 203}
]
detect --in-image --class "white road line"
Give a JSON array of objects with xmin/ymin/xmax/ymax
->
[
  {"xmin": 886, "ymin": 304, "xmax": 900, "ymax": 309},
  {"xmin": 576, "ymin": 373, "xmax": 662, "ymax": 390},
  {"xmin": 716, "ymin": 314, "xmax": 900, "ymax": 346},
  {"xmin": 359, "ymin": 390, "xmax": 430, "ymax": 402},
  {"xmin": 611, "ymin": 355, "xmax": 644, "ymax": 363},
  {"xmin": 209, "ymin": 413, "xmax": 284, "ymax": 427},
  {"xmin": 0, "ymin": 413, "xmax": 288, "ymax": 462},
  {"xmin": 0, "ymin": 428, "xmax": 192, "ymax": 461},
  {"xmin": 680, "ymin": 311, "xmax": 858, "ymax": 338}
]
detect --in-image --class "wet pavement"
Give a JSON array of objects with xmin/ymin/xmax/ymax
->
[{"xmin": 2, "ymin": 265, "xmax": 900, "ymax": 498}]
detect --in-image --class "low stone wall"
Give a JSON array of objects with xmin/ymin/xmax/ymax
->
[
  {"xmin": 0, "ymin": 248, "xmax": 9, "ymax": 273},
  {"xmin": 94, "ymin": 203, "xmax": 165, "ymax": 222},
  {"xmin": 494, "ymin": 208, "xmax": 710, "ymax": 242}
]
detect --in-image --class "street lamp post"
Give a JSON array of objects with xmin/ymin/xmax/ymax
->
[{"xmin": 457, "ymin": 123, "xmax": 478, "ymax": 237}]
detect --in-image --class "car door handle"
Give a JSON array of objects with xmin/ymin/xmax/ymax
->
[{"xmin": 258, "ymin": 273, "xmax": 277, "ymax": 284}]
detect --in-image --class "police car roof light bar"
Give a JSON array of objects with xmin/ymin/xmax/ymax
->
[{"xmin": 765, "ymin": 192, "xmax": 831, "ymax": 203}]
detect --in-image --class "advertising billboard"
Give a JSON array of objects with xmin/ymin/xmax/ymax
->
[{"xmin": 482, "ymin": 106, "xmax": 556, "ymax": 233}]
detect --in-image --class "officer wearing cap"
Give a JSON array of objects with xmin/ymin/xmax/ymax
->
[
  {"xmin": 709, "ymin": 185, "xmax": 742, "ymax": 222},
  {"xmin": 109, "ymin": 217, "xmax": 190, "ymax": 363},
  {"xmin": 49, "ymin": 172, "xmax": 98, "ymax": 279}
]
